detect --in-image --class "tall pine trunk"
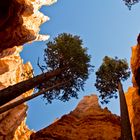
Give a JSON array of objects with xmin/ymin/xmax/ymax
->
[
  {"xmin": 118, "ymin": 81, "xmax": 132, "ymax": 140},
  {"xmin": 0, "ymin": 68, "xmax": 63, "ymax": 106},
  {"xmin": 0, "ymin": 81, "xmax": 67, "ymax": 114}
]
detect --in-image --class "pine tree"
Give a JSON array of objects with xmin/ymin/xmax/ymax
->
[
  {"xmin": 123, "ymin": 0, "xmax": 140, "ymax": 10},
  {"xmin": 95, "ymin": 56, "xmax": 132, "ymax": 140},
  {"xmin": 0, "ymin": 33, "xmax": 93, "ymax": 108}
]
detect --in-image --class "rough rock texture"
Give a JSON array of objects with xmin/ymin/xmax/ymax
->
[
  {"xmin": 0, "ymin": 0, "xmax": 57, "ymax": 139},
  {"xmin": 31, "ymin": 95, "xmax": 121, "ymax": 140},
  {"xmin": 125, "ymin": 43, "xmax": 140, "ymax": 140},
  {"xmin": 0, "ymin": 0, "xmax": 57, "ymax": 52},
  {"xmin": 0, "ymin": 46, "xmax": 33, "ymax": 139}
]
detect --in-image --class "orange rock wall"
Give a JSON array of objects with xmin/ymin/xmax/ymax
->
[
  {"xmin": 125, "ymin": 43, "xmax": 140, "ymax": 140},
  {"xmin": 0, "ymin": 0, "xmax": 57, "ymax": 139},
  {"xmin": 31, "ymin": 95, "xmax": 121, "ymax": 140},
  {"xmin": 1, "ymin": 0, "xmax": 139, "ymax": 139},
  {"xmin": 0, "ymin": 46, "xmax": 33, "ymax": 139},
  {"xmin": 0, "ymin": 0, "xmax": 54, "ymax": 52}
]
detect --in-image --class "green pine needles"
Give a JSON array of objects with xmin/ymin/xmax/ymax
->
[
  {"xmin": 123, "ymin": 0, "xmax": 140, "ymax": 10},
  {"xmin": 38, "ymin": 33, "xmax": 93, "ymax": 103},
  {"xmin": 95, "ymin": 56, "xmax": 130, "ymax": 104}
]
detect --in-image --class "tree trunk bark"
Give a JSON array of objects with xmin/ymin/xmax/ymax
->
[
  {"xmin": 118, "ymin": 81, "xmax": 132, "ymax": 140},
  {"xmin": 0, "ymin": 81, "xmax": 68, "ymax": 114},
  {"xmin": 0, "ymin": 68, "xmax": 63, "ymax": 106}
]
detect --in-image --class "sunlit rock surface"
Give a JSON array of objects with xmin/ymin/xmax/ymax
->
[
  {"xmin": 0, "ymin": 0, "xmax": 57, "ymax": 139},
  {"xmin": 0, "ymin": 0, "xmax": 57, "ymax": 52},
  {"xmin": 30, "ymin": 95, "xmax": 121, "ymax": 140},
  {"xmin": 125, "ymin": 43, "xmax": 140, "ymax": 140},
  {"xmin": 0, "ymin": 46, "xmax": 33, "ymax": 139},
  {"xmin": 1, "ymin": 0, "xmax": 140, "ymax": 139}
]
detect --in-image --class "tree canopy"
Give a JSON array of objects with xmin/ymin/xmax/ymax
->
[
  {"xmin": 37, "ymin": 33, "xmax": 93, "ymax": 103},
  {"xmin": 95, "ymin": 56, "xmax": 130, "ymax": 104},
  {"xmin": 123, "ymin": 0, "xmax": 140, "ymax": 9},
  {"xmin": 0, "ymin": 33, "xmax": 93, "ymax": 107}
]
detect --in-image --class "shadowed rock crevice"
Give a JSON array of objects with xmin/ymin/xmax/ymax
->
[
  {"xmin": 0, "ymin": 0, "xmax": 35, "ymax": 52},
  {"xmin": 0, "ymin": 0, "xmax": 57, "ymax": 139},
  {"xmin": 135, "ymin": 67, "xmax": 140, "ymax": 94},
  {"xmin": 0, "ymin": 0, "xmax": 13, "ymax": 28},
  {"xmin": 125, "ymin": 35, "xmax": 140, "ymax": 140}
]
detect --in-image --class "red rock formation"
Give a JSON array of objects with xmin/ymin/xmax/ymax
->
[
  {"xmin": 0, "ymin": 46, "xmax": 33, "ymax": 139},
  {"xmin": 31, "ymin": 95, "xmax": 121, "ymax": 140},
  {"xmin": 1, "ymin": 0, "xmax": 140, "ymax": 139},
  {"xmin": 0, "ymin": 0, "xmax": 55, "ymax": 52},
  {"xmin": 125, "ymin": 41, "xmax": 140, "ymax": 140},
  {"xmin": 0, "ymin": 0, "xmax": 57, "ymax": 139}
]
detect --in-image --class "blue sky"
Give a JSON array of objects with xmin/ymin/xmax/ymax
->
[{"xmin": 21, "ymin": 0, "xmax": 140, "ymax": 131}]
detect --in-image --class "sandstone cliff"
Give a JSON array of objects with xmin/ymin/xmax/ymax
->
[
  {"xmin": 0, "ymin": 46, "xmax": 33, "ymax": 139},
  {"xmin": 0, "ymin": 0, "xmax": 140, "ymax": 139},
  {"xmin": 0, "ymin": 0, "xmax": 56, "ymax": 52},
  {"xmin": 125, "ymin": 42, "xmax": 140, "ymax": 140},
  {"xmin": 30, "ymin": 95, "xmax": 121, "ymax": 140},
  {"xmin": 0, "ymin": 0, "xmax": 57, "ymax": 139}
]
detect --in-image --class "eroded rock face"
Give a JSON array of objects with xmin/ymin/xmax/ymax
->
[
  {"xmin": 0, "ymin": 46, "xmax": 33, "ymax": 139},
  {"xmin": 0, "ymin": 0, "xmax": 57, "ymax": 52},
  {"xmin": 0, "ymin": 0, "xmax": 57, "ymax": 139},
  {"xmin": 31, "ymin": 95, "xmax": 121, "ymax": 140},
  {"xmin": 125, "ymin": 41, "xmax": 140, "ymax": 140}
]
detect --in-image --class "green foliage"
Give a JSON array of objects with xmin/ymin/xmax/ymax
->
[
  {"xmin": 95, "ymin": 56, "xmax": 130, "ymax": 104},
  {"xmin": 38, "ymin": 33, "xmax": 93, "ymax": 103},
  {"xmin": 123, "ymin": 0, "xmax": 140, "ymax": 10}
]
